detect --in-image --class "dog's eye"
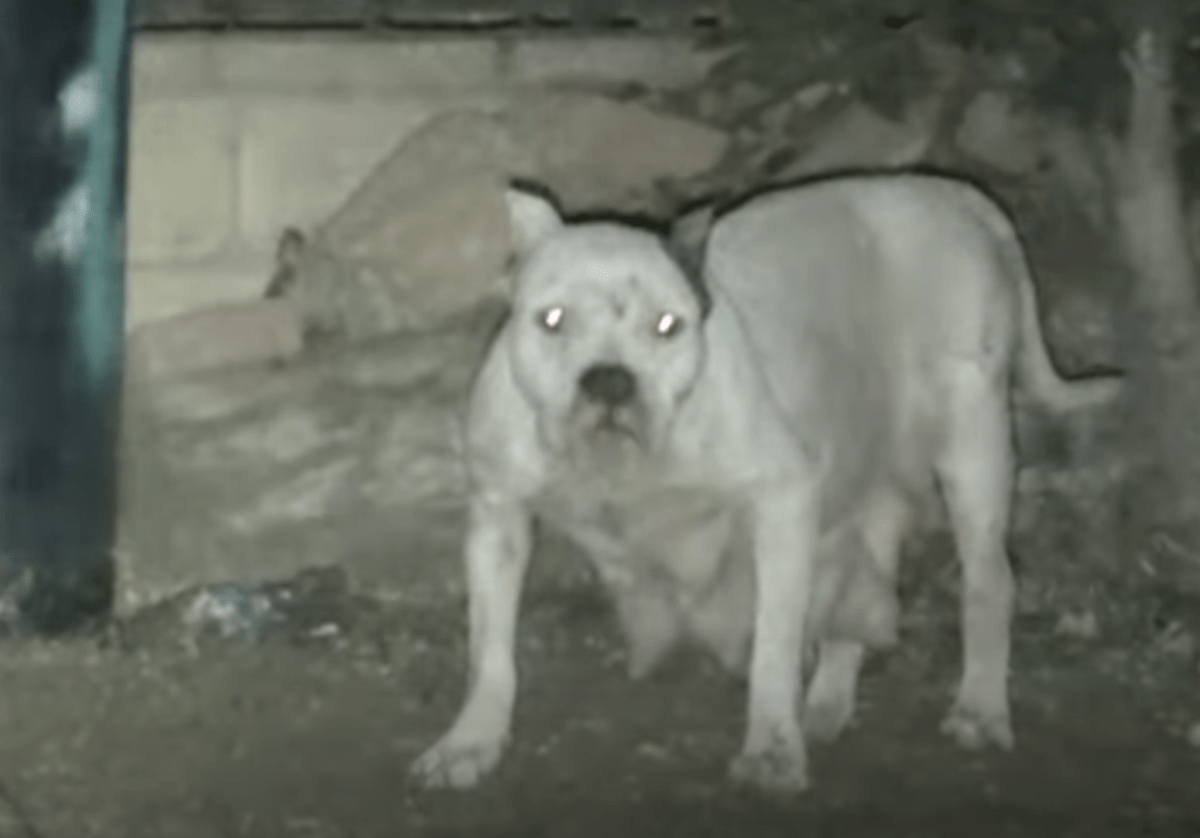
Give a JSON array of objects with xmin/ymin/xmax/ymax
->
[
  {"xmin": 539, "ymin": 306, "xmax": 565, "ymax": 333},
  {"xmin": 655, "ymin": 312, "xmax": 683, "ymax": 338}
]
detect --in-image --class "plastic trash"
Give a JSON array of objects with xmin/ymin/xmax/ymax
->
[{"xmin": 182, "ymin": 583, "xmax": 276, "ymax": 641}]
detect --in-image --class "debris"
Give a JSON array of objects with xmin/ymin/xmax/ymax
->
[
  {"xmin": 1151, "ymin": 532, "xmax": 1200, "ymax": 568},
  {"xmin": 1151, "ymin": 620, "xmax": 1196, "ymax": 660},
  {"xmin": 794, "ymin": 80, "xmax": 837, "ymax": 111},
  {"xmin": 1054, "ymin": 611, "xmax": 1099, "ymax": 640},
  {"xmin": 309, "ymin": 623, "xmax": 340, "ymax": 640},
  {"xmin": 635, "ymin": 742, "xmax": 671, "ymax": 761},
  {"xmin": 955, "ymin": 89, "xmax": 1044, "ymax": 176},
  {"xmin": 1187, "ymin": 723, "xmax": 1200, "ymax": 748},
  {"xmin": 177, "ymin": 567, "xmax": 352, "ymax": 646},
  {"xmin": 1141, "ymin": 532, "xmax": 1200, "ymax": 596},
  {"xmin": 183, "ymin": 583, "xmax": 276, "ymax": 642}
]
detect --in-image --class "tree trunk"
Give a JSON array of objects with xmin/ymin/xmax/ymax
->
[{"xmin": 1106, "ymin": 25, "xmax": 1200, "ymax": 562}]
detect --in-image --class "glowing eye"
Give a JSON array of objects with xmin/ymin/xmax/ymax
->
[
  {"xmin": 655, "ymin": 312, "xmax": 683, "ymax": 338},
  {"xmin": 540, "ymin": 306, "xmax": 565, "ymax": 332}
]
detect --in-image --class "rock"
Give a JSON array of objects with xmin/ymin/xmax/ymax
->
[
  {"xmin": 1053, "ymin": 610, "xmax": 1099, "ymax": 640},
  {"xmin": 739, "ymin": 37, "xmax": 971, "ymax": 188},
  {"xmin": 320, "ymin": 93, "xmax": 728, "ymax": 242},
  {"xmin": 277, "ymin": 95, "xmax": 728, "ymax": 345},
  {"xmin": 758, "ymin": 98, "xmax": 800, "ymax": 144},
  {"xmin": 128, "ymin": 299, "xmax": 303, "ymax": 382},
  {"xmin": 118, "ymin": 280, "xmax": 1124, "ymax": 619},
  {"xmin": 273, "ymin": 112, "xmax": 515, "ymax": 344},
  {"xmin": 318, "ymin": 111, "xmax": 518, "ymax": 250},
  {"xmin": 283, "ymin": 236, "xmax": 409, "ymax": 344},
  {"xmin": 955, "ymin": 90, "xmax": 1045, "ymax": 176},
  {"xmin": 692, "ymin": 89, "xmax": 727, "ymax": 124},
  {"xmin": 116, "ymin": 300, "xmax": 506, "ymax": 612},
  {"xmin": 289, "ymin": 172, "xmax": 512, "ymax": 343},
  {"xmin": 683, "ymin": 80, "xmax": 773, "ymax": 129},
  {"xmin": 756, "ymin": 81, "xmax": 843, "ymax": 142},
  {"xmin": 505, "ymin": 92, "xmax": 730, "ymax": 215},
  {"xmin": 762, "ymin": 98, "xmax": 938, "ymax": 184}
]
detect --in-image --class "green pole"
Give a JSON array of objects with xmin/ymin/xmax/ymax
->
[{"xmin": 0, "ymin": 0, "xmax": 133, "ymax": 633}]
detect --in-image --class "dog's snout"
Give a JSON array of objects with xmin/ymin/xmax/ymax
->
[{"xmin": 579, "ymin": 363, "xmax": 637, "ymax": 407}]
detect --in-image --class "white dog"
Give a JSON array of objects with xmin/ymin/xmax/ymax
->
[{"xmin": 411, "ymin": 173, "xmax": 1121, "ymax": 794}]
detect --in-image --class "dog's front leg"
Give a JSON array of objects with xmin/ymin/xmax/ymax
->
[
  {"xmin": 729, "ymin": 481, "xmax": 820, "ymax": 794},
  {"xmin": 411, "ymin": 493, "xmax": 533, "ymax": 788}
]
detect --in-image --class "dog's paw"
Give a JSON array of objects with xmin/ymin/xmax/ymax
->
[
  {"xmin": 802, "ymin": 641, "xmax": 863, "ymax": 743},
  {"xmin": 410, "ymin": 735, "xmax": 505, "ymax": 789},
  {"xmin": 728, "ymin": 743, "xmax": 809, "ymax": 794},
  {"xmin": 940, "ymin": 702, "xmax": 1014, "ymax": 752},
  {"xmin": 803, "ymin": 694, "xmax": 855, "ymax": 743}
]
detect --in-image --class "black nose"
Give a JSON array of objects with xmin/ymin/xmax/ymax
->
[{"xmin": 578, "ymin": 363, "xmax": 637, "ymax": 407}]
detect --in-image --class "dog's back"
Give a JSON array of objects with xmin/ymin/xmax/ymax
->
[{"xmin": 701, "ymin": 174, "xmax": 1060, "ymax": 507}]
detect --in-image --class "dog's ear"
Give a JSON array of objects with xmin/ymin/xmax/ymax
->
[
  {"xmin": 505, "ymin": 187, "xmax": 564, "ymax": 257},
  {"xmin": 666, "ymin": 205, "xmax": 715, "ymax": 319}
]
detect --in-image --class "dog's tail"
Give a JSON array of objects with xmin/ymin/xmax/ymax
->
[
  {"xmin": 1011, "ymin": 248, "xmax": 1123, "ymax": 414},
  {"xmin": 981, "ymin": 199, "xmax": 1124, "ymax": 414}
]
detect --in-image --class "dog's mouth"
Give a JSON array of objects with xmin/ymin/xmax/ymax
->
[
  {"xmin": 593, "ymin": 408, "xmax": 641, "ymax": 440},
  {"xmin": 569, "ymin": 401, "xmax": 651, "ymax": 452}
]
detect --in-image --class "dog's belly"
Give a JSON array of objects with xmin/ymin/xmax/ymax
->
[
  {"xmin": 535, "ymin": 481, "xmax": 756, "ymax": 676},
  {"xmin": 534, "ymin": 483, "xmax": 740, "ymax": 596}
]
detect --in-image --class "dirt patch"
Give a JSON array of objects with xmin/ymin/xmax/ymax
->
[{"xmin": 0, "ymin": 533, "xmax": 1195, "ymax": 838}]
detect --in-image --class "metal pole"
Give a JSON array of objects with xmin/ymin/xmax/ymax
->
[{"xmin": 0, "ymin": 0, "xmax": 133, "ymax": 633}]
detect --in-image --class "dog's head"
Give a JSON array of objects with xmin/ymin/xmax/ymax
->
[{"xmin": 500, "ymin": 186, "xmax": 714, "ymax": 467}]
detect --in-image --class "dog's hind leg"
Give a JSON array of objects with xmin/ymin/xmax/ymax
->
[
  {"xmin": 611, "ymin": 583, "xmax": 683, "ymax": 680},
  {"xmin": 934, "ymin": 361, "xmax": 1016, "ymax": 751},
  {"xmin": 689, "ymin": 547, "xmax": 755, "ymax": 677},
  {"xmin": 804, "ymin": 488, "xmax": 908, "ymax": 743}
]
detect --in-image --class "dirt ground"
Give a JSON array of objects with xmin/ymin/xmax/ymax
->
[{"xmin": 0, "ymin": 533, "xmax": 1194, "ymax": 838}]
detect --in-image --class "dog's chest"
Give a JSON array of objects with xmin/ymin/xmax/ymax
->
[{"xmin": 533, "ymin": 480, "xmax": 739, "ymax": 591}]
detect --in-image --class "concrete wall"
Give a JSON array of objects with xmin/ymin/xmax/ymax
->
[{"xmin": 125, "ymin": 31, "xmax": 712, "ymax": 330}]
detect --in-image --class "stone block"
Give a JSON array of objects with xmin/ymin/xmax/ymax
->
[
  {"xmin": 125, "ymin": 265, "xmax": 270, "ymax": 330},
  {"xmin": 127, "ymin": 98, "xmax": 238, "ymax": 264},
  {"xmin": 131, "ymin": 34, "xmax": 220, "ymax": 99},
  {"xmin": 128, "ymin": 298, "xmax": 303, "ymax": 383},
  {"xmin": 212, "ymin": 35, "xmax": 501, "ymax": 95},
  {"xmin": 508, "ymin": 36, "xmax": 721, "ymax": 90}
]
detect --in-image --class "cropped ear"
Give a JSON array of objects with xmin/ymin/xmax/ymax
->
[
  {"xmin": 505, "ymin": 186, "xmax": 564, "ymax": 258},
  {"xmin": 666, "ymin": 205, "xmax": 715, "ymax": 319}
]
